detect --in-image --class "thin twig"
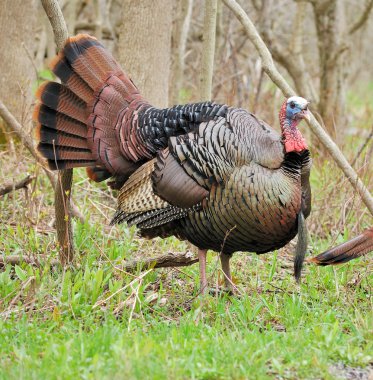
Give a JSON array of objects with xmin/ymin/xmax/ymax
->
[
  {"xmin": 351, "ymin": 125, "xmax": 373, "ymax": 167},
  {"xmin": 92, "ymin": 269, "xmax": 153, "ymax": 309},
  {"xmin": 348, "ymin": 0, "xmax": 373, "ymax": 35}
]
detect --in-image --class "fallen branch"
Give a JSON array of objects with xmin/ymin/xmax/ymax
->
[
  {"xmin": 222, "ymin": 0, "xmax": 373, "ymax": 216},
  {"xmin": 0, "ymin": 175, "xmax": 35, "ymax": 197},
  {"xmin": 121, "ymin": 251, "xmax": 198, "ymax": 272},
  {"xmin": 0, "ymin": 251, "xmax": 198, "ymax": 272},
  {"xmin": 0, "ymin": 255, "xmax": 60, "ymax": 268}
]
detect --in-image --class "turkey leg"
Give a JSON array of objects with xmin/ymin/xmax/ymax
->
[
  {"xmin": 198, "ymin": 249, "xmax": 208, "ymax": 294},
  {"xmin": 220, "ymin": 253, "xmax": 233, "ymax": 290}
]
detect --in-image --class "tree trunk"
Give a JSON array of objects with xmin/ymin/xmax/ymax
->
[
  {"xmin": 312, "ymin": 0, "xmax": 344, "ymax": 136},
  {"xmin": 200, "ymin": 0, "xmax": 218, "ymax": 101},
  {"xmin": 0, "ymin": 0, "xmax": 37, "ymax": 124},
  {"xmin": 118, "ymin": 1, "xmax": 173, "ymax": 108},
  {"xmin": 170, "ymin": 0, "xmax": 194, "ymax": 105}
]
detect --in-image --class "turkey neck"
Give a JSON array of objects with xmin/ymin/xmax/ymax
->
[
  {"xmin": 278, "ymin": 102, "xmax": 309, "ymax": 178},
  {"xmin": 279, "ymin": 102, "xmax": 307, "ymax": 154}
]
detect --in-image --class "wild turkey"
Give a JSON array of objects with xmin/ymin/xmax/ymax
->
[
  {"xmin": 310, "ymin": 227, "xmax": 373, "ymax": 265},
  {"xmin": 34, "ymin": 34, "xmax": 312, "ymax": 293}
]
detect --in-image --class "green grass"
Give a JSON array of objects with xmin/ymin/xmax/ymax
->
[{"xmin": 0, "ymin": 195, "xmax": 372, "ymax": 379}]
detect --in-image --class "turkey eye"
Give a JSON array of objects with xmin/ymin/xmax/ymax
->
[{"xmin": 290, "ymin": 102, "xmax": 295, "ymax": 109}]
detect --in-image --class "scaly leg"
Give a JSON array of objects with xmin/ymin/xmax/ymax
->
[
  {"xmin": 198, "ymin": 249, "xmax": 208, "ymax": 294},
  {"xmin": 220, "ymin": 253, "xmax": 233, "ymax": 291}
]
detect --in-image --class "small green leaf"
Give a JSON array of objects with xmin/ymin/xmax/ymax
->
[{"xmin": 14, "ymin": 265, "xmax": 27, "ymax": 282}]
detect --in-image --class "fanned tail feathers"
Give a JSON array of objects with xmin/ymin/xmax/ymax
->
[
  {"xmin": 33, "ymin": 34, "xmax": 141, "ymax": 181},
  {"xmin": 310, "ymin": 227, "xmax": 373, "ymax": 265}
]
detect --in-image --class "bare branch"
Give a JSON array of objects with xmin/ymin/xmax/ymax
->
[
  {"xmin": 349, "ymin": 0, "xmax": 373, "ymax": 35},
  {"xmin": 0, "ymin": 99, "xmax": 55, "ymax": 186},
  {"xmin": 222, "ymin": 0, "xmax": 294, "ymax": 95},
  {"xmin": 351, "ymin": 125, "xmax": 373, "ymax": 167},
  {"xmin": 0, "ymin": 175, "xmax": 35, "ymax": 197},
  {"xmin": 222, "ymin": 0, "xmax": 373, "ymax": 216},
  {"xmin": 41, "ymin": 0, "xmax": 69, "ymax": 50},
  {"xmin": 41, "ymin": 0, "xmax": 74, "ymax": 264},
  {"xmin": 260, "ymin": 1, "xmax": 316, "ymax": 101}
]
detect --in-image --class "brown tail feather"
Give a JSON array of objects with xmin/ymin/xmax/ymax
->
[
  {"xmin": 310, "ymin": 227, "xmax": 373, "ymax": 265},
  {"xmin": 34, "ymin": 34, "xmax": 143, "ymax": 181}
]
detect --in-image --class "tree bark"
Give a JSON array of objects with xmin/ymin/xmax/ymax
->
[
  {"xmin": 312, "ymin": 0, "xmax": 342, "ymax": 136},
  {"xmin": 200, "ymin": 0, "xmax": 218, "ymax": 101},
  {"xmin": 118, "ymin": 1, "xmax": 173, "ymax": 108},
  {"xmin": 170, "ymin": 0, "xmax": 194, "ymax": 105},
  {"xmin": 0, "ymin": 0, "xmax": 37, "ymax": 123}
]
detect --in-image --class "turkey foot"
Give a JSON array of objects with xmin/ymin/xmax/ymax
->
[{"xmin": 220, "ymin": 253, "xmax": 234, "ymax": 292}]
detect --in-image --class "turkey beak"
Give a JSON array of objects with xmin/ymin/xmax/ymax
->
[
  {"xmin": 302, "ymin": 110, "xmax": 310, "ymax": 122},
  {"xmin": 299, "ymin": 106, "xmax": 310, "ymax": 122}
]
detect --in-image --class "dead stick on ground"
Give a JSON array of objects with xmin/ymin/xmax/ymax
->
[
  {"xmin": 0, "ymin": 251, "xmax": 198, "ymax": 272},
  {"xmin": 0, "ymin": 175, "xmax": 35, "ymax": 197},
  {"xmin": 121, "ymin": 251, "xmax": 198, "ymax": 272},
  {"xmin": 41, "ymin": 0, "xmax": 74, "ymax": 264},
  {"xmin": 0, "ymin": 255, "xmax": 60, "ymax": 268},
  {"xmin": 222, "ymin": 0, "xmax": 373, "ymax": 216}
]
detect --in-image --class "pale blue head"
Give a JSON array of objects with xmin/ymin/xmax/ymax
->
[
  {"xmin": 279, "ymin": 96, "xmax": 310, "ymax": 153},
  {"xmin": 285, "ymin": 96, "xmax": 310, "ymax": 122}
]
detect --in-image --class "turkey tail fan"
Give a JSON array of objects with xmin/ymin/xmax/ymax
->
[
  {"xmin": 294, "ymin": 210, "xmax": 308, "ymax": 282},
  {"xmin": 310, "ymin": 227, "xmax": 373, "ymax": 266},
  {"xmin": 33, "ymin": 34, "xmax": 141, "ymax": 178}
]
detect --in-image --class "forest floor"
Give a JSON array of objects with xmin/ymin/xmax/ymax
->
[{"xmin": 0, "ymin": 87, "xmax": 372, "ymax": 379}]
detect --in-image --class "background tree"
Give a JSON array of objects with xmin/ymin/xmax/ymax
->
[
  {"xmin": 0, "ymin": 0, "xmax": 37, "ymax": 124},
  {"xmin": 118, "ymin": 0, "xmax": 173, "ymax": 108}
]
